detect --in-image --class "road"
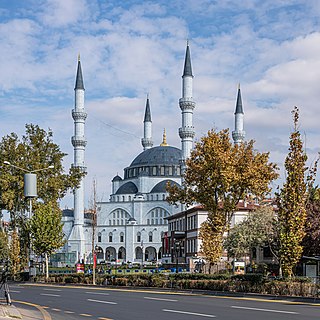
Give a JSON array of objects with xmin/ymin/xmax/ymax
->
[{"xmin": 8, "ymin": 283, "xmax": 320, "ymax": 320}]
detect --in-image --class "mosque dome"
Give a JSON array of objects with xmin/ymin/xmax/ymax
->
[
  {"xmin": 130, "ymin": 146, "xmax": 181, "ymax": 167},
  {"xmin": 123, "ymin": 146, "xmax": 182, "ymax": 179}
]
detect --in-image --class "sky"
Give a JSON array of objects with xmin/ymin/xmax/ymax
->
[{"xmin": 1, "ymin": 0, "xmax": 320, "ymax": 210}]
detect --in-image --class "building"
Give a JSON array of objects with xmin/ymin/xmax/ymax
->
[
  {"xmin": 62, "ymin": 44, "xmax": 246, "ymax": 265},
  {"xmin": 163, "ymin": 201, "xmax": 257, "ymax": 272}
]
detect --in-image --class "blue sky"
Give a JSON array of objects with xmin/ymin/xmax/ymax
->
[{"xmin": 1, "ymin": 0, "xmax": 320, "ymax": 209}]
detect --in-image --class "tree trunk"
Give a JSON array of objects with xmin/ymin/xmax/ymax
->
[{"xmin": 45, "ymin": 253, "xmax": 49, "ymax": 280}]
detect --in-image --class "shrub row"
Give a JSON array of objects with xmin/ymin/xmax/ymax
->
[{"xmin": 33, "ymin": 273, "xmax": 320, "ymax": 298}]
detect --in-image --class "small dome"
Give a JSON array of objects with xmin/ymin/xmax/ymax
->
[
  {"xmin": 115, "ymin": 182, "xmax": 138, "ymax": 194},
  {"xmin": 112, "ymin": 175, "xmax": 122, "ymax": 182},
  {"xmin": 150, "ymin": 180, "xmax": 181, "ymax": 193}
]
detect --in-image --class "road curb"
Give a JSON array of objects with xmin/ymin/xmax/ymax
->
[{"xmin": 13, "ymin": 301, "xmax": 52, "ymax": 320}]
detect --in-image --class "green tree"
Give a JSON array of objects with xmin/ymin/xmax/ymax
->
[
  {"xmin": 0, "ymin": 124, "xmax": 84, "ymax": 221},
  {"xmin": 28, "ymin": 202, "xmax": 66, "ymax": 279},
  {"xmin": 0, "ymin": 124, "xmax": 84, "ymax": 266},
  {"xmin": 277, "ymin": 107, "xmax": 317, "ymax": 277},
  {"xmin": 224, "ymin": 206, "xmax": 278, "ymax": 261},
  {"xmin": 9, "ymin": 229, "xmax": 21, "ymax": 277},
  {"xmin": 167, "ymin": 129, "xmax": 278, "ymax": 265},
  {"xmin": 302, "ymin": 187, "xmax": 320, "ymax": 256},
  {"xmin": 0, "ymin": 229, "xmax": 9, "ymax": 261}
]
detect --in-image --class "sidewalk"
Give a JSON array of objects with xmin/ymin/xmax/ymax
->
[{"xmin": 0, "ymin": 303, "xmax": 48, "ymax": 319}]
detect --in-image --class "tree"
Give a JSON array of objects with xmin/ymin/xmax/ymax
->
[
  {"xmin": 28, "ymin": 202, "xmax": 66, "ymax": 279},
  {"xmin": 302, "ymin": 187, "xmax": 320, "ymax": 256},
  {"xmin": 224, "ymin": 206, "xmax": 278, "ymax": 262},
  {"xmin": 0, "ymin": 124, "xmax": 84, "ymax": 221},
  {"xmin": 167, "ymin": 128, "xmax": 278, "ymax": 265},
  {"xmin": 277, "ymin": 107, "xmax": 317, "ymax": 277},
  {"xmin": 9, "ymin": 229, "xmax": 21, "ymax": 277},
  {"xmin": 0, "ymin": 229, "xmax": 9, "ymax": 261}
]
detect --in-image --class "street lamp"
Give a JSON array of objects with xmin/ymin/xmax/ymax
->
[
  {"xmin": 3, "ymin": 161, "xmax": 54, "ymax": 218},
  {"xmin": 173, "ymin": 240, "xmax": 184, "ymax": 274}
]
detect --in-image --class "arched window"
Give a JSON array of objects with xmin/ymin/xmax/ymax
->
[
  {"xmin": 109, "ymin": 232, "xmax": 113, "ymax": 242},
  {"xmin": 149, "ymin": 231, "xmax": 153, "ymax": 242},
  {"xmin": 98, "ymin": 232, "xmax": 102, "ymax": 243},
  {"xmin": 120, "ymin": 232, "xmax": 124, "ymax": 243},
  {"xmin": 137, "ymin": 232, "xmax": 141, "ymax": 243}
]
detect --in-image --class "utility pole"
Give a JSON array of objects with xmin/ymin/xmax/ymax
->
[{"xmin": 91, "ymin": 179, "xmax": 97, "ymax": 285}]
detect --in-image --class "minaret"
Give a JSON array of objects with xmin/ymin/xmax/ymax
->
[
  {"xmin": 69, "ymin": 54, "xmax": 87, "ymax": 262},
  {"xmin": 179, "ymin": 42, "xmax": 195, "ymax": 173},
  {"xmin": 141, "ymin": 95, "xmax": 153, "ymax": 150},
  {"xmin": 232, "ymin": 84, "xmax": 245, "ymax": 145}
]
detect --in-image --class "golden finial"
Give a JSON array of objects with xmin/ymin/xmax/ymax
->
[
  {"xmin": 160, "ymin": 129, "xmax": 168, "ymax": 146},
  {"xmin": 78, "ymin": 53, "xmax": 81, "ymax": 62}
]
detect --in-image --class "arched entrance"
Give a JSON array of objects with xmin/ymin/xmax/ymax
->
[
  {"xmin": 145, "ymin": 246, "xmax": 157, "ymax": 262},
  {"xmin": 106, "ymin": 247, "xmax": 116, "ymax": 262},
  {"xmin": 118, "ymin": 246, "xmax": 126, "ymax": 261}
]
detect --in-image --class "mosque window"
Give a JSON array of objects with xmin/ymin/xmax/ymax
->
[
  {"xmin": 149, "ymin": 232, "xmax": 153, "ymax": 242},
  {"xmin": 156, "ymin": 194, "xmax": 159, "ymax": 201},
  {"xmin": 109, "ymin": 233, "xmax": 113, "ymax": 242},
  {"xmin": 129, "ymin": 196, "xmax": 131, "ymax": 201},
  {"xmin": 168, "ymin": 166, "xmax": 173, "ymax": 175},
  {"xmin": 98, "ymin": 232, "xmax": 102, "ymax": 242},
  {"xmin": 151, "ymin": 219, "xmax": 154, "ymax": 225},
  {"xmin": 122, "ymin": 196, "xmax": 125, "ymax": 202},
  {"xmin": 152, "ymin": 212, "xmax": 154, "ymax": 218},
  {"xmin": 117, "ymin": 220, "xmax": 119, "ymax": 225},
  {"xmin": 162, "ymin": 194, "xmax": 165, "ymax": 200},
  {"xmin": 151, "ymin": 195, "xmax": 153, "ymax": 200},
  {"xmin": 109, "ymin": 220, "xmax": 111, "ymax": 225},
  {"xmin": 177, "ymin": 166, "xmax": 181, "ymax": 175},
  {"xmin": 152, "ymin": 167, "xmax": 157, "ymax": 175},
  {"xmin": 113, "ymin": 212, "xmax": 116, "ymax": 218},
  {"xmin": 120, "ymin": 232, "xmax": 124, "ymax": 242},
  {"xmin": 137, "ymin": 232, "xmax": 141, "ymax": 242},
  {"xmin": 155, "ymin": 219, "xmax": 158, "ymax": 225},
  {"xmin": 147, "ymin": 219, "xmax": 150, "ymax": 224},
  {"xmin": 117, "ymin": 196, "xmax": 119, "ymax": 202},
  {"xmin": 160, "ymin": 166, "xmax": 165, "ymax": 175}
]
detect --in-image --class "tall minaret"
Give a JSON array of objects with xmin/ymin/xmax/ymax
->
[
  {"xmin": 141, "ymin": 95, "xmax": 153, "ymax": 150},
  {"xmin": 232, "ymin": 84, "xmax": 245, "ymax": 145},
  {"xmin": 69, "ymin": 55, "xmax": 87, "ymax": 262},
  {"xmin": 179, "ymin": 42, "xmax": 195, "ymax": 173}
]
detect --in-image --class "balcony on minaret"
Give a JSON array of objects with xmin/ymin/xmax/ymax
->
[
  {"xmin": 141, "ymin": 138, "xmax": 153, "ymax": 149},
  {"xmin": 232, "ymin": 130, "xmax": 245, "ymax": 144},
  {"xmin": 179, "ymin": 98, "xmax": 195, "ymax": 111},
  {"xmin": 179, "ymin": 127, "xmax": 195, "ymax": 139},
  {"xmin": 72, "ymin": 109, "xmax": 87, "ymax": 121},
  {"xmin": 71, "ymin": 136, "xmax": 87, "ymax": 148}
]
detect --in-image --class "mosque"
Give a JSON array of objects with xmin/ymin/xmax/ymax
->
[{"xmin": 62, "ymin": 44, "xmax": 245, "ymax": 265}]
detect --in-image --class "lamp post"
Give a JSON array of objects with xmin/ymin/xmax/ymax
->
[
  {"xmin": 3, "ymin": 161, "xmax": 54, "ymax": 269},
  {"xmin": 173, "ymin": 240, "xmax": 183, "ymax": 274},
  {"xmin": 3, "ymin": 161, "xmax": 54, "ymax": 218}
]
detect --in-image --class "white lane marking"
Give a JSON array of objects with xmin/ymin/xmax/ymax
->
[
  {"xmin": 144, "ymin": 296, "xmax": 178, "ymax": 302},
  {"xmin": 65, "ymin": 311, "xmax": 75, "ymax": 314},
  {"xmin": 85, "ymin": 291, "xmax": 110, "ymax": 296},
  {"xmin": 231, "ymin": 306, "xmax": 299, "ymax": 314},
  {"xmin": 9, "ymin": 290, "xmax": 20, "ymax": 293},
  {"xmin": 163, "ymin": 309, "xmax": 216, "ymax": 318},
  {"xmin": 87, "ymin": 299, "xmax": 117, "ymax": 305},
  {"xmin": 43, "ymin": 288, "xmax": 62, "ymax": 292},
  {"xmin": 40, "ymin": 293, "xmax": 61, "ymax": 297}
]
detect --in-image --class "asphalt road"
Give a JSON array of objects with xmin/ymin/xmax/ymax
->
[{"xmin": 8, "ymin": 283, "xmax": 320, "ymax": 320}]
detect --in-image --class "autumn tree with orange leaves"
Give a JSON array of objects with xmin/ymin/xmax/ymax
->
[{"xmin": 167, "ymin": 129, "xmax": 278, "ymax": 267}]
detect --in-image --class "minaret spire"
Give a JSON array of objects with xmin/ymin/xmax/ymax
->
[
  {"xmin": 232, "ymin": 84, "xmax": 245, "ymax": 145},
  {"xmin": 68, "ymin": 55, "xmax": 87, "ymax": 262},
  {"xmin": 179, "ymin": 42, "xmax": 195, "ymax": 173},
  {"xmin": 141, "ymin": 95, "xmax": 153, "ymax": 150}
]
